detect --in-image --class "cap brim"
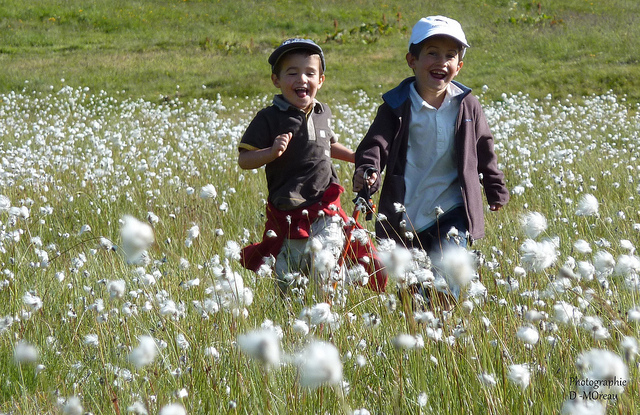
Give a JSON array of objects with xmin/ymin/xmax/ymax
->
[{"xmin": 269, "ymin": 42, "xmax": 325, "ymax": 70}]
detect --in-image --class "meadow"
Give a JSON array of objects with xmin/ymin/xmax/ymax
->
[
  {"xmin": 0, "ymin": 81, "xmax": 639, "ymax": 414},
  {"xmin": 1, "ymin": 0, "xmax": 640, "ymax": 414}
]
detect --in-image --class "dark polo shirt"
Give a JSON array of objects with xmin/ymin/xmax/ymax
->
[{"xmin": 239, "ymin": 95, "xmax": 338, "ymax": 210}]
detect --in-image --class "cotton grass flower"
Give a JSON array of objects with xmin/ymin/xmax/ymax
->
[
  {"xmin": 127, "ymin": 401, "xmax": 149, "ymax": 415},
  {"xmin": 237, "ymin": 328, "xmax": 281, "ymax": 368},
  {"xmin": 561, "ymin": 397, "xmax": 605, "ymax": 415},
  {"xmin": 620, "ymin": 239, "xmax": 635, "ymax": 254},
  {"xmin": 107, "ymin": 279, "xmax": 126, "ymax": 300},
  {"xmin": 185, "ymin": 224, "xmax": 200, "ymax": 248},
  {"xmin": 573, "ymin": 239, "xmax": 592, "ymax": 255},
  {"xmin": 580, "ymin": 316, "xmax": 610, "ymax": 340},
  {"xmin": 477, "ymin": 372, "xmax": 497, "ymax": 388},
  {"xmin": 593, "ymin": 251, "xmax": 615, "ymax": 277},
  {"xmin": 120, "ymin": 215, "xmax": 154, "ymax": 263},
  {"xmin": 516, "ymin": 325, "xmax": 539, "ymax": 345},
  {"xmin": 435, "ymin": 245, "xmax": 476, "ymax": 296},
  {"xmin": 628, "ymin": 307, "xmax": 640, "ymax": 323},
  {"xmin": 200, "ymin": 184, "xmax": 217, "ymax": 199},
  {"xmin": 520, "ymin": 211, "xmax": 547, "ymax": 238},
  {"xmin": 295, "ymin": 340, "xmax": 343, "ymax": 389},
  {"xmin": 129, "ymin": 335, "xmax": 158, "ymax": 369},
  {"xmin": 417, "ymin": 391, "xmax": 428, "ymax": 407},
  {"xmin": 158, "ymin": 403, "xmax": 186, "ymax": 415},
  {"xmin": 62, "ymin": 396, "xmax": 83, "ymax": 415},
  {"xmin": 300, "ymin": 302, "xmax": 334, "ymax": 327},
  {"xmin": 620, "ymin": 336, "xmax": 638, "ymax": 362},
  {"xmin": 553, "ymin": 301, "xmax": 583, "ymax": 326},
  {"xmin": 507, "ymin": 363, "xmax": 531, "ymax": 389},
  {"xmin": 23, "ymin": 291, "xmax": 43, "ymax": 312},
  {"xmin": 224, "ymin": 240, "xmax": 241, "ymax": 261},
  {"xmin": 292, "ymin": 319, "xmax": 310, "ymax": 336},
  {"xmin": 614, "ymin": 254, "xmax": 640, "ymax": 278},
  {"xmin": 519, "ymin": 238, "xmax": 558, "ymax": 272},
  {"xmin": 575, "ymin": 349, "xmax": 628, "ymax": 395},
  {"xmin": 378, "ymin": 246, "xmax": 414, "ymax": 287},
  {"xmin": 392, "ymin": 333, "xmax": 420, "ymax": 350},
  {"xmin": 576, "ymin": 261, "xmax": 595, "ymax": 281},
  {"xmin": 176, "ymin": 333, "xmax": 190, "ymax": 350},
  {"xmin": 575, "ymin": 194, "xmax": 599, "ymax": 216},
  {"xmin": 84, "ymin": 334, "xmax": 99, "ymax": 347},
  {"xmin": 0, "ymin": 195, "xmax": 10, "ymax": 212},
  {"xmin": 13, "ymin": 340, "xmax": 38, "ymax": 364},
  {"xmin": 205, "ymin": 346, "xmax": 220, "ymax": 360}
]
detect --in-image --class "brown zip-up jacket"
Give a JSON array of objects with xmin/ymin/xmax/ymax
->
[{"xmin": 354, "ymin": 77, "xmax": 509, "ymax": 243}]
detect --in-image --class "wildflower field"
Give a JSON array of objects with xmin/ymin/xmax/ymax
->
[{"xmin": 1, "ymin": 84, "xmax": 639, "ymax": 414}]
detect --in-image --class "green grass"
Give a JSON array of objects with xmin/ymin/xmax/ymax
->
[{"xmin": 1, "ymin": 0, "xmax": 640, "ymax": 103}]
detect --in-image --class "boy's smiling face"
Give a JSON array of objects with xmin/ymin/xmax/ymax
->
[
  {"xmin": 407, "ymin": 35, "xmax": 463, "ymax": 104},
  {"xmin": 271, "ymin": 52, "xmax": 324, "ymax": 111}
]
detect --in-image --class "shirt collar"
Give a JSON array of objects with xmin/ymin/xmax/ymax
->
[
  {"xmin": 409, "ymin": 82, "xmax": 464, "ymax": 111},
  {"xmin": 273, "ymin": 94, "xmax": 322, "ymax": 114}
]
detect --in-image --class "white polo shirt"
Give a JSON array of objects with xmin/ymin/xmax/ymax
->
[{"xmin": 404, "ymin": 82, "xmax": 464, "ymax": 233}]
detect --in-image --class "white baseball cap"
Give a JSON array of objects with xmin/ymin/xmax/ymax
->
[{"xmin": 408, "ymin": 16, "xmax": 470, "ymax": 57}]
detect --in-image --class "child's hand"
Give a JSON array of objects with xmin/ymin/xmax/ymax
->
[
  {"xmin": 353, "ymin": 171, "xmax": 378, "ymax": 192},
  {"xmin": 489, "ymin": 204, "xmax": 502, "ymax": 211},
  {"xmin": 271, "ymin": 132, "xmax": 292, "ymax": 159}
]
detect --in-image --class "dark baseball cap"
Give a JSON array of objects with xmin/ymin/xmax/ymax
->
[{"xmin": 268, "ymin": 38, "xmax": 326, "ymax": 72}]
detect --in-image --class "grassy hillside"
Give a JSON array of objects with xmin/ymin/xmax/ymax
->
[{"xmin": 1, "ymin": 0, "xmax": 640, "ymax": 103}]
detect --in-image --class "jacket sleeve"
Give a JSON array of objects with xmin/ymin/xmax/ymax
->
[
  {"xmin": 475, "ymin": 107, "xmax": 510, "ymax": 206},
  {"xmin": 353, "ymin": 103, "xmax": 396, "ymax": 194}
]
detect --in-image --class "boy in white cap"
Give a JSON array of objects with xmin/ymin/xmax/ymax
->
[
  {"xmin": 239, "ymin": 38, "xmax": 387, "ymax": 295},
  {"xmin": 353, "ymin": 16, "xmax": 509, "ymax": 306}
]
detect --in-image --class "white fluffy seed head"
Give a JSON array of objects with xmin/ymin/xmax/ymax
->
[
  {"xmin": 520, "ymin": 211, "xmax": 547, "ymax": 239},
  {"xmin": 295, "ymin": 340, "xmax": 343, "ymax": 389},
  {"xmin": 575, "ymin": 194, "xmax": 599, "ymax": 216}
]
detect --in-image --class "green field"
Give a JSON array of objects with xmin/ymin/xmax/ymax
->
[
  {"xmin": 1, "ymin": 1, "xmax": 640, "ymax": 414},
  {"xmin": 2, "ymin": 0, "xmax": 640, "ymax": 103}
]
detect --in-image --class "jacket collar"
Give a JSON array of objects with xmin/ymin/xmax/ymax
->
[{"xmin": 382, "ymin": 77, "xmax": 472, "ymax": 110}]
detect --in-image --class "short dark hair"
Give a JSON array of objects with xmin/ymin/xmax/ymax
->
[{"xmin": 272, "ymin": 49, "xmax": 324, "ymax": 77}]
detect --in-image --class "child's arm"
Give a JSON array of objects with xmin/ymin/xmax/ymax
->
[
  {"xmin": 330, "ymin": 142, "xmax": 355, "ymax": 163},
  {"xmin": 238, "ymin": 132, "xmax": 292, "ymax": 170},
  {"xmin": 475, "ymin": 110, "xmax": 510, "ymax": 209}
]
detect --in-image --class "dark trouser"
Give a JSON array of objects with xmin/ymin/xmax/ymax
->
[
  {"xmin": 409, "ymin": 206, "xmax": 470, "ymax": 256},
  {"xmin": 406, "ymin": 206, "xmax": 470, "ymax": 306}
]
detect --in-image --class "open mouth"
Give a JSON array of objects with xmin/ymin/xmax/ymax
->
[
  {"xmin": 295, "ymin": 87, "xmax": 309, "ymax": 98},
  {"xmin": 430, "ymin": 70, "xmax": 447, "ymax": 80}
]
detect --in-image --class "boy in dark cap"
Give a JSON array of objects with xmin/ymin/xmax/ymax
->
[{"xmin": 239, "ymin": 39, "xmax": 386, "ymax": 295}]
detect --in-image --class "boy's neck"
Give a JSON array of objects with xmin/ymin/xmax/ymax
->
[{"xmin": 415, "ymin": 83, "xmax": 448, "ymax": 109}]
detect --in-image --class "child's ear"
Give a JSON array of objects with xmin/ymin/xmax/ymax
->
[
  {"xmin": 271, "ymin": 73, "xmax": 281, "ymax": 88},
  {"xmin": 406, "ymin": 52, "xmax": 417, "ymax": 70},
  {"xmin": 317, "ymin": 73, "xmax": 325, "ymax": 89}
]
